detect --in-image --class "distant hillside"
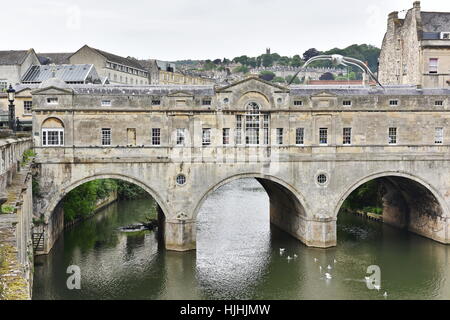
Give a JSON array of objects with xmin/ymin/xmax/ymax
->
[{"xmin": 175, "ymin": 44, "xmax": 381, "ymax": 74}]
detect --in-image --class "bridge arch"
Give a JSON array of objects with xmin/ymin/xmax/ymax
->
[
  {"xmin": 44, "ymin": 173, "xmax": 169, "ymax": 224},
  {"xmin": 193, "ymin": 172, "xmax": 309, "ymax": 220},
  {"xmin": 334, "ymin": 170, "xmax": 449, "ymax": 243}
]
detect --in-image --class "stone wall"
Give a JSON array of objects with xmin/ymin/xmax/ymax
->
[{"xmin": 0, "ymin": 137, "xmax": 34, "ymax": 300}]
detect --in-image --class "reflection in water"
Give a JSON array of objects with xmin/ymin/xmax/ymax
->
[{"xmin": 33, "ymin": 179, "xmax": 450, "ymax": 300}]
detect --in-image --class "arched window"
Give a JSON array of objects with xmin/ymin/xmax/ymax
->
[
  {"xmin": 245, "ymin": 102, "xmax": 260, "ymax": 145},
  {"xmin": 41, "ymin": 118, "xmax": 64, "ymax": 146}
]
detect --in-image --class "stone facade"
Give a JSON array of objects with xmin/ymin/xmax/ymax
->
[
  {"xmin": 0, "ymin": 49, "xmax": 41, "ymax": 88},
  {"xmin": 379, "ymin": 1, "xmax": 450, "ymax": 88},
  {"xmin": 30, "ymin": 77, "xmax": 450, "ymax": 253}
]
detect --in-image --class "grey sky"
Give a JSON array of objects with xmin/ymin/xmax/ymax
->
[{"xmin": 3, "ymin": 0, "xmax": 450, "ymax": 61}]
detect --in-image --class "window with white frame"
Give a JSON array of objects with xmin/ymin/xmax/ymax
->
[
  {"xmin": 202, "ymin": 128, "xmax": 211, "ymax": 146},
  {"xmin": 263, "ymin": 114, "xmax": 269, "ymax": 145},
  {"xmin": 235, "ymin": 115, "xmax": 242, "ymax": 145},
  {"xmin": 223, "ymin": 128, "xmax": 230, "ymax": 145},
  {"xmin": 343, "ymin": 127, "xmax": 352, "ymax": 145},
  {"xmin": 176, "ymin": 128, "xmax": 186, "ymax": 146},
  {"xmin": 202, "ymin": 99, "xmax": 212, "ymax": 106},
  {"xmin": 101, "ymin": 100, "xmax": 111, "ymax": 107},
  {"xmin": 101, "ymin": 128, "xmax": 111, "ymax": 146},
  {"xmin": 388, "ymin": 127, "xmax": 397, "ymax": 144},
  {"xmin": 435, "ymin": 100, "xmax": 444, "ymax": 106},
  {"xmin": 246, "ymin": 102, "xmax": 260, "ymax": 145},
  {"xmin": 319, "ymin": 128, "xmax": 328, "ymax": 145},
  {"xmin": 276, "ymin": 128, "xmax": 283, "ymax": 145},
  {"xmin": 294, "ymin": 100, "xmax": 303, "ymax": 106},
  {"xmin": 389, "ymin": 99, "xmax": 399, "ymax": 106},
  {"xmin": 23, "ymin": 101, "xmax": 32, "ymax": 114},
  {"xmin": 429, "ymin": 58, "xmax": 438, "ymax": 74},
  {"xmin": 296, "ymin": 128, "xmax": 304, "ymax": 145},
  {"xmin": 435, "ymin": 127, "xmax": 443, "ymax": 144},
  {"xmin": 0, "ymin": 81, "xmax": 7, "ymax": 91},
  {"xmin": 152, "ymin": 128, "xmax": 161, "ymax": 145},
  {"xmin": 42, "ymin": 128, "xmax": 64, "ymax": 146},
  {"xmin": 47, "ymin": 97, "xmax": 59, "ymax": 105},
  {"xmin": 342, "ymin": 100, "xmax": 352, "ymax": 106}
]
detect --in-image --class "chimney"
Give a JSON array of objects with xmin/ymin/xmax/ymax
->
[
  {"xmin": 413, "ymin": 1, "xmax": 421, "ymax": 10},
  {"xmin": 388, "ymin": 11, "xmax": 399, "ymax": 20}
]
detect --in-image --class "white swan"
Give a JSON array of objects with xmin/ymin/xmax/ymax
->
[
  {"xmin": 327, "ymin": 265, "xmax": 332, "ymax": 270},
  {"xmin": 325, "ymin": 273, "xmax": 332, "ymax": 279}
]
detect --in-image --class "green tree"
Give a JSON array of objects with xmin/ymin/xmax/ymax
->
[
  {"xmin": 259, "ymin": 71, "xmax": 275, "ymax": 81},
  {"xmin": 272, "ymin": 76, "xmax": 286, "ymax": 83},
  {"xmin": 262, "ymin": 54, "xmax": 273, "ymax": 67}
]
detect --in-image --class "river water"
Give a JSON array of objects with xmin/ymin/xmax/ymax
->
[{"xmin": 33, "ymin": 179, "xmax": 450, "ymax": 300}]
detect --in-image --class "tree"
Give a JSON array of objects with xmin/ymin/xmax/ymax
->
[
  {"xmin": 262, "ymin": 54, "xmax": 273, "ymax": 67},
  {"xmin": 303, "ymin": 48, "xmax": 321, "ymax": 62},
  {"xmin": 272, "ymin": 76, "xmax": 286, "ymax": 83},
  {"xmin": 285, "ymin": 75, "xmax": 301, "ymax": 84},
  {"xmin": 233, "ymin": 65, "xmax": 249, "ymax": 74},
  {"xmin": 291, "ymin": 55, "xmax": 303, "ymax": 67},
  {"xmin": 259, "ymin": 71, "xmax": 275, "ymax": 81},
  {"xmin": 213, "ymin": 59, "xmax": 222, "ymax": 65},
  {"xmin": 319, "ymin": 72, "xmax": 334, "ymax": 80}
]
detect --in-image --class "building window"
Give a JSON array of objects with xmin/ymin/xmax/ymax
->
[
  {"xmin": 101, "ymin": 128, "xmax": 111, "ymax": 146},
  {"xmin": 276, "ymin": 128, "xmax": 283, "ymax": 145},
  {"xmin": 202, "ymin": 128, "xmax": 211, "ymax": 146},
  {"xmin": 0, "ymin": 81, "xmax": 7, "ymax": 91},
  {"xmin": 47, "ymin": 97, "xmax": 58, "ymax": 105},
  {"xmin": 435, "ymin": 100, "xmax": 444, "ymax": 106},
  {"xmin": 42, "ymin": 128, "xmax": 64, "ymax": 146},
  {"xmin": 429, "ymin": 58, "xmax": 438, "ymax": 74},
  {"xmin": 202, "ymin": 99, "xmax": 212, "ymax": 106},
  {"xmin": 151, "ymin": 99, "xmax": 161, "ymax": 106},
  {"xmin": 389, "ymin": 99, "xmax": 399, "ymax": 106},
  {"xmin": 435, "ymin": 127, "xmax": 443, "ymax": 144},
  {"xmin": 296, "ymin": 128, "xmax": 304, "ymax": 145},
  {"xmin": 176, "ymin": 174, "xmax": 186, "ymax": 185},
  {"xmin": 294, "ymin": 100, "xmax": 303, "ymax": 106},
  {"xmin": 317, "ymin": 174, "xmax": 327, "ymax": 185},
  {"xmin": 23, "ymin": 101, "xmax": 32, "ymax": 114},
  {"xmin": 176, "ymin": 128, "xmax": 186, "ymax": 146},
  {"xmin": 343, "ymin": 127, "xmax": 352, "ymax": 145},
  {"xmin": 343, "ymin": 100, "xmax": 352, "ymax": 106},
  {"xmin": 236, "ymin": 115, "xmax": 242, "ymax": 145},
  {"xmin": 319, "ymin": 128, "xmax": 328, "ymax": 145},
  {"xmin": 152, "ymin": 128, "xmax": 161, "ymax": 145},
  {"xmin": 245, "ymin": 102, "xmax": 260, "ymax": 145},
  {"xmin": 223, "ymin": 128, "xmax": 230, "ymax": 145},
  {"xmin": 388, "ymin": 127, "xmax": 397, "ymax": 144},
  {"xmin": 263, "ymin": 114, "xmax": 269, "ymax": 145},
  {"xmin": 101, "ymin": 100, "xmax": 111, "ymax": 107}
]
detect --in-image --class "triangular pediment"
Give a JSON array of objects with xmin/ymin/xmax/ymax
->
[
  {"xmin": 167, "ymin": 91, "xmax": 195, "ymax": 98},
  {"xmin": 32, "ymin": 86, "xmax": 73, "ymax": 95},
  {"xmin": 216, "ymin": 76, "xmax": 289, "ymax": 93},
  {"xmin": 310, "ymin": 91, "xmax": 338, "ymax": 98}
]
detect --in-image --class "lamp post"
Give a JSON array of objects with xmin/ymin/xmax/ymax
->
[{"xmin": 6, "ymin": 84, "xmax": 16, "ymax": 132}]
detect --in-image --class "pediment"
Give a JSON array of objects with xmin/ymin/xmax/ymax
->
[
  {"xmin": 167, "ymin": 91, "xmax": 195, "ymax": 98},
  {"xmin": 310, "ymin": 91, "xmax": 338, "ymax": 98},
  {"xmin": 32, "ymin": 86, "xmax": 73, "ymax": 95},
  {"xmin": 216, "ymin": 76, "xmax": 289, "ymax": 93}
]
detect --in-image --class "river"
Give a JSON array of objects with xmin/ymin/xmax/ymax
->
[{"xmin": 33, "ymin": 178, "xmax": 450, "ymax": 300}]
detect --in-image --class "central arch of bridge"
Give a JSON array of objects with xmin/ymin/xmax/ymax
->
[{"xmin": 186, "ymin": 173, "xmax": 333, "ymax": 249}]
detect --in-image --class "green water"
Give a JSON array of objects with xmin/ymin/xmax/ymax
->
[{"xmin": 33, "ymin": 179, "xmax": 450, "ymax": 300}]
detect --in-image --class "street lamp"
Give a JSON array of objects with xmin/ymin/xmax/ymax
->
[{"xmin": 6, "ymin": 84, "xmax": 16, "ymax": 132}]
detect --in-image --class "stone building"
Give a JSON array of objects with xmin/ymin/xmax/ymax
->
[
  {"xmin": 379, "ymin": 1, "xmax": 450, "ymax": 88},
  {"xmin": 30, "ymin": 76, "xmax": 450, "ymax": 253},
  {"xmin": 0, "ymin": 49, "xmax": 41, "ymax": 89},
  {"xmin": 0, "ymin": 85, "xmax": 37, "ymax": 128},
  {"xmin": 69, "ymin": 45, "xmax": 149, "ymax": 85}
]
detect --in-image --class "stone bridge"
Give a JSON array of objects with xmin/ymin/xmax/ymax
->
[{"xmin": 31, "ymin": 76, "xmax": 450, "ymax": 253}]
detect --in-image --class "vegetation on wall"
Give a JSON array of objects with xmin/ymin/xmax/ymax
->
[{"xmin": 63, "ymin": 179, "xmax": 148, "ymax": 222}]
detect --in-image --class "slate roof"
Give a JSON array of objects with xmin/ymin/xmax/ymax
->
[
  {"xmin": 87, "ymin": 46, "xmax": 146, "ymax": 71},
  {"xmin": 70, "ymin": 84, "xmax": 215, "ymax": 96},
  {"xmin": 38, "ymin": 53, "xmax": 72, "ymax": 65},
  {"xmin": 0, "ymin": 50, "xmax": 29, "ymax": 65},
  {"xmin": 421, "ymin": 12, "xmax": 450, "ymax": 33},
  {"xmin": 21, "ymin": 64, "xmax": 98, "ymax": 83}
]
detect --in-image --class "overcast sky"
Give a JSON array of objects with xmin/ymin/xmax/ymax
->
[{"xmin": 3, "ymin": 0, "xmax": 450, "ymax": 61}]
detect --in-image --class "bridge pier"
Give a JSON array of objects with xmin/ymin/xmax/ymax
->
[{"xmin": 164, "ymin": 220, "xmax": 196, "ymax": 251}]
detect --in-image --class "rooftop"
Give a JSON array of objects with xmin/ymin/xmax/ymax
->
[
  {"xmin": 421, "ymin": 12, "xmax": 450, "ymax": 33},
  {"xmin": 38, "ymin": 53, "xmax": 72, "ymax": 65},
  {"xmin": 21, "ymin": 64, "xmax": 99, "ymax": 84},
  {"xmin": 85, "ymin": 46, "xmax": 146, "ymax": 71},
  {"xmin": 0, "ymin": 50, "xmax": 31, "ymax": 65}
]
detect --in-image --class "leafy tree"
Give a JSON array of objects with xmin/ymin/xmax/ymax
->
[
  {"xmin": 303, "ymin": 48, "xmax": 321, "ymax": 61},
  {"xmin": 213, "ymin": 59, "xmax": 222, "ymax": 65},
  {"xmin": 291, "ymin": 55, "xmax": 303, "ymax": 67},
  {"xmin": 319, "ymin": 72, "xmax": 334, "ymax": 80},
  {"xmin": 262, "ymin": 54, "xmax": 273, "ymax": 67},
  {"xmin": 272, "ymin": 76, "xmax": 286, "ymax": 83},
  {"xmin": 233, "ymin": 65, "xmax": 249, "ymax": 74},
  {"xmin": 259, "ymin": 71, "xmax": 275, "ymax": 81},
  {"xmin": 285, "ymin": 75, "xmax": 301, "ymax": 84}
]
